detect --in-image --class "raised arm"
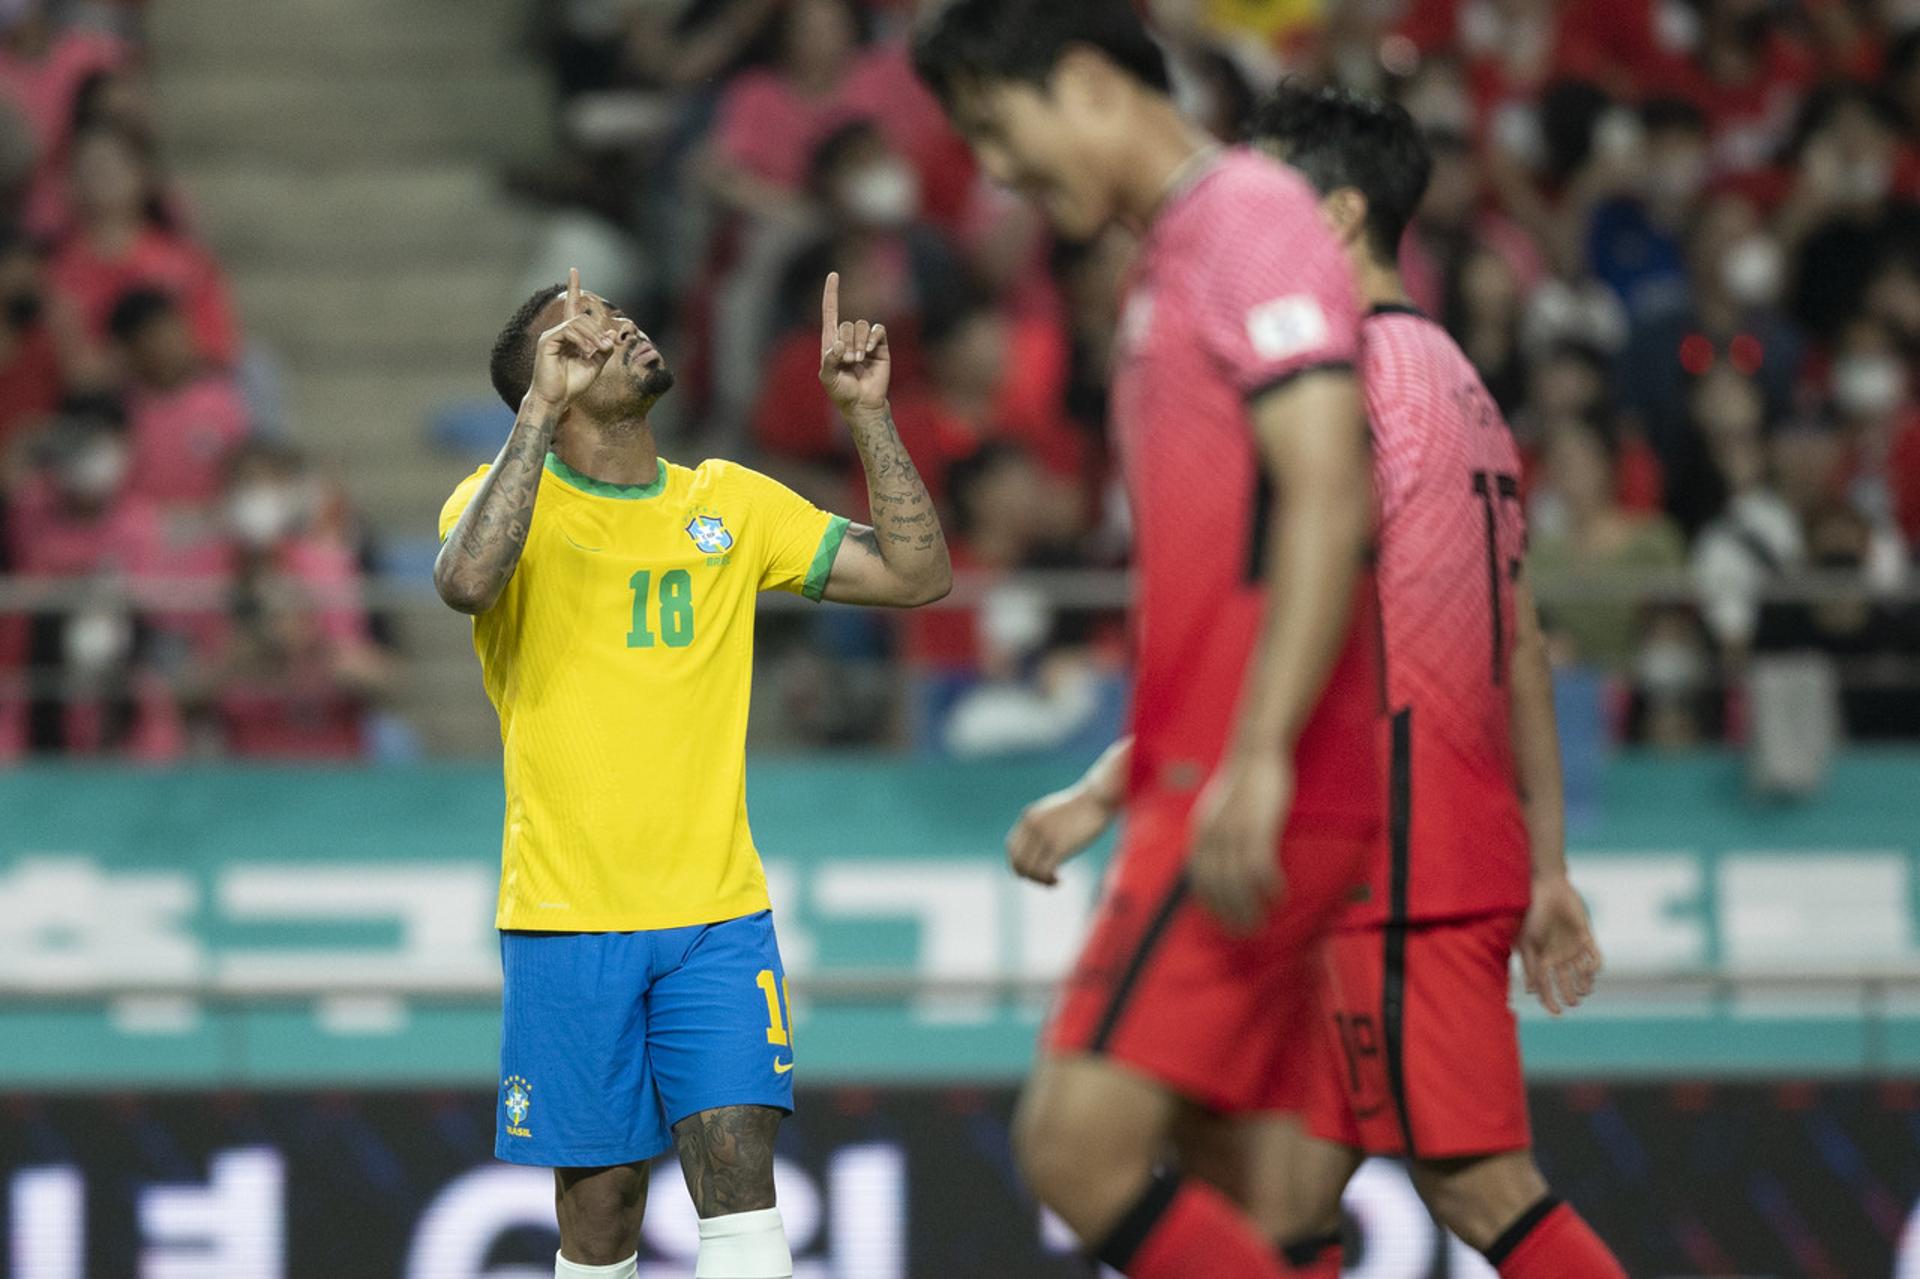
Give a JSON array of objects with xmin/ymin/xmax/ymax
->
[
  {"xmin": 814, "ymin": 272, "xmax": 952, "ymax": 607},
  {"xmin": 434, "ymin": 268, "xmax": 614, "ymax": 615},
  {"xmin": 1509, "ymin": 566, "xmax": 1603, "ymax": 1014},
  {"xmin": 1186, "ymin": 370, "xmax": 1373, "ymax": 931}
]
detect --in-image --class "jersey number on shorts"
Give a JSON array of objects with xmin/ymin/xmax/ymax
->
[
  {"xmin": 1332, "ymin": 1011, "xmax": 1381, "ymax": 1094},
  {"xmin": 1468, "ymin": 471, "xmax": 1522, "ymax": 685},
  {"xmin": 756, "ymin": 969, "xmax": 793, "ymax": 1047},
  {"xmin": 626, "ymin": 569, "xmax": 695, "ymax": 648}
]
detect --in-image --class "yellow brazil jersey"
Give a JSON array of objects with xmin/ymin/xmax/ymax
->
[{"xmin": 438, "ymin": 452, "xmax": 848, "ymax": 932}]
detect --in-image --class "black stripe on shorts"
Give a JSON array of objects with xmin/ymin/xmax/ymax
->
[
  {"xmin": 1089, "ymin": 879, "xmax": 1191, "ymax": 1052},
  {"xmin": 1382, "ymin": 706, "xmax": 1416, "ymax": 1156}
]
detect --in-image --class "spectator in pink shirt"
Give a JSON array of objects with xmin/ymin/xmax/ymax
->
[
  {"xmin": 107, "ymin": 287, "xmax": 249, "ymax": 509},
  {"xmin": 23, "ymin": 61, "xmax": 168, "ymax": 241},
  {"xmin": 707, "ymin": 0, "xmax": 870, "ymax": 220},
  {"xmin": 0, "ymin": 407, "xmax": 180, "ymax": 759},
  {"xmin": 0, "ymin": 0, "xmax": 129, "ymax": 163},
  {"xmin": 48, "ymin": 124, "xmax": 237, "ymax": 373},
  {"xmin": 197, "ymin": 441, "xmax": 391, "ymax": 759},
  {"xmin": 0, "ymin": 229, "xmax": 63, "ymax": 454}
]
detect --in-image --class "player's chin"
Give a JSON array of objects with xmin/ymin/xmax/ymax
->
[{"xmin": 635, "ymin": 364, "xmax": 676, "ymax": 401}]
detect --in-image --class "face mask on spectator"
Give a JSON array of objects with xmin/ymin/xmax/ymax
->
[
  {"xmin": 1832, "ymin": 354, "xmax": 1906, "ymax": 417},
  {"xmin": 61, "ymin": 437, "xmax": 127, "ymax": 502},
  {"xmin": 1721, "ymin": 235, "xmax": 1783, "ymax": 306},
  {"xmin": 842, "ymin": 160, "xmax": 919, "ymax": 228},
  {"xmin": 1637, "ymin": 632, "xmax": 1708, "ymax": 697},
  {"xmin": 64, "ymin": 607, "xmax": 132, "ymax": 675},
  {"xmin": 228, "ymin": 484, "xmax": 298, "ymax": 548}
]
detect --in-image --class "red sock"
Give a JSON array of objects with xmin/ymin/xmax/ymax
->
[
  {"xmin": 1278, "ymin": 1231, "xmax": 1343, "ymax": 1277},
  {"xmin": 1488, "ymin": 1198, "xmax": 1626, "ymax": 1279},
  {"xmin": 1096, "ymin": 1169, "xmax": 1292, "ymax": 1279}
]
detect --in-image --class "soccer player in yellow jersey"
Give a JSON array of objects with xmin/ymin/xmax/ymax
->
[{"xmin": 434, "ymin": 269, "xmax": 949, "ymax": 1279}]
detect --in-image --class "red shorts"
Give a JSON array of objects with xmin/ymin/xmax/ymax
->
[
  {"xmin": 1044, "ymin": 793, "xmax": 1369, "ymax": 1114},
  {"xmin": 1303, "ymin": 912, "xmax": 1531, "ymax": 1158}
]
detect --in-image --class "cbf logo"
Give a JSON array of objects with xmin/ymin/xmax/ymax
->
[
  {"xmin": 685, "ymin": 515, "xmax": 733, "ymax": 554},
  {"xmin": 503, "ymin": 1075, "xmax": 533, "ymax": 1137}
]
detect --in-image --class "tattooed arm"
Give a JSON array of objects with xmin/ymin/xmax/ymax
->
[
  {"xmin": 434, "ymin": 268, "xmax": 614, "ymax": 615},
  {"xmin": 671, "ymin": 1104, "xmax": 781, "ymax": 1216},
  {"xmin": 814, "ymin": 272, "xmax": 952, "ymax": 608}
]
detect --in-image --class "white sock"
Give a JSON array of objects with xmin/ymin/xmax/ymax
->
[
  {"xmin": 555, "ymin": 1251, "xmax": 637, "ymax": 1278},
  {"xmin": 695, "ymin": 1206, "xmax": 792, "ymax": 1278}
]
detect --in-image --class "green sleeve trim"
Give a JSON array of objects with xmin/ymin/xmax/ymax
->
[{"xmin": 801, "ymin": 515, "xmax": 851, "ymax": 602}]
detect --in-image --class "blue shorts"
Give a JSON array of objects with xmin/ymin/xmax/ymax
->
[{"xmin": 496, "ymin": 911, "xmax": 794, "ymax": 1167}]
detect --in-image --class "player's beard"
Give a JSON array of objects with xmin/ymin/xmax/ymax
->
[
  {"xmin": 636, "ymin": 362, "xmax": 675, "ymax": 403},
  {"xmin": 612, "ymin": 360, "xmax": 675, "ymax": 418}
]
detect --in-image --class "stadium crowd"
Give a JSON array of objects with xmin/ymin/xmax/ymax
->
[
  {"xmin": 5, "ymin": 0, "xmax": 1920, "ymax": 759},
  {"xmin": 0, "ymin": 0, "xmax": 393, "ymax": 760}
]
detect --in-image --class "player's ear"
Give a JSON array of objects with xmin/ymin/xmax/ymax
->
[
  {"xmin": 1325, "ymin": 188, "xmax": 1370, "ymax": 249},
  {"xmin": 1053, "ymin": 43, "xmax": 1119, "ymax": 115}
]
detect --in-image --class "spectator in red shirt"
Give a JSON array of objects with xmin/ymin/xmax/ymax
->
[
  {"xmin": 0, "ymin": 406, "xmax": 180, "ymax": 759},
  {"xmin": 200, "ymin": 441, "xmax": 391, "ymax": 760},
  {"xmin": 24, "ymin": 61, "xmax": 168, "ymax": 241},
  {"xmin": 0, "ymin": 0, "xmax": 129, "ymax": 164},
  {"xmin": 0, "ymin": 229, "xmax": 62, "ymax": 453},
  {"xmin": 893, "ymin": 299, "xmax": 1087, "ymax": 490},
  {"xmin": 1825, "ymin": 316, "xmax": 1920, "ymax": 548},
  {"xmin": 706, "ymin": 0, "xmax": 869, "ymax": 221},
  {"xmin": 106, "ymin": 287, "xmax": 249, "ymax": 510},
  {"xmin": 47, "ymin": 124, "xmax": 237, "ymax": 371},
  {"xmin": 771, "ymin": 120, "xmax": 965, "ymax": 360},
  {"xmin": 1656, "ymin": 0, "xmax": 1819, "ymax": 174}
]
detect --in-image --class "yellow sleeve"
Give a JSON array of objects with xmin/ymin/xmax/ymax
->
[
  {"xmin": 437, "ymin": 466, "xmax": 491, "ymax": 542},
  {"xmin": 733, "ymin": 465, "xmax": 850, "ymax": 601}
]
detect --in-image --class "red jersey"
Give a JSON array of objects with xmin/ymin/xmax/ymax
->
[
  {"xmin": 1352, "ymin": 305, "xmax": 1530, "ymax": 926},
  {"xmin": 1112, "ymin": 149, "xmax": 1379, "ymax": 841}
]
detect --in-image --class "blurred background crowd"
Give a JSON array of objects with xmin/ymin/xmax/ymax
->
[{"xmin": 3, "ymin": 0, "xmax": 1920, "ymax": 764}]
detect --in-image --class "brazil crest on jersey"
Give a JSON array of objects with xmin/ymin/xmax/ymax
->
[{"xmin": 439, "ymin": 453, "xmax": 848, "ymax": 931}]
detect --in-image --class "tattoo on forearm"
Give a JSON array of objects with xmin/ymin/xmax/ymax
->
[
  {"xmin": 847, "ymin": 411, "xmax": 946, "ymax": 586},
  {"xmin": 671, "ymin": 1105, "xmax": 780, "ymax": 1217},
  {"xmin": 440, "ymin": 409, "xmax": 557, "ymax": 605}
]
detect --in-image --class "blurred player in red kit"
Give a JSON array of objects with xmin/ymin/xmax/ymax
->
[
  {"xmin": 1230, "ymin": 85, "xmax": 1626, "ymax": 1279},
  {"xmin": 1002, "ymin": 82, "xmax": 1627, "ymax": 1279},
  {"xmin": 916, "ymin": 5, "xmax": 1380, "ymax": 1277}
]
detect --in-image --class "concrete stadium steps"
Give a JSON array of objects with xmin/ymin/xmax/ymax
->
[
  {"xmin": 145, "ymin": 0, "xmax": 553, "ymax": 752},
  {"xmin": 147, "ymin": 0, "xmax": 517, "ymax": 75},
  {"xmin": 233, "ymin": 266, "xmax": 524, "ymax": 368},
  {"xmin": 184, "ymin": 165, "xmax": 532, "ymax": 272},
  {"xmin": 152, "ymin": 70, "xmax": 550, "ymax": 165}
]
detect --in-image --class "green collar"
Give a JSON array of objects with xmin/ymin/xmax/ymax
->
[{"xmin": 544, "ymin": 451, "xmax": 667, "ymax": 500}]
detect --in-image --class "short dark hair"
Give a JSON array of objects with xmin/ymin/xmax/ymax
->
[
  {"xmin": 106, "ymin": 286, "xmax": 175, "ymax": 344},
  {"xmin": 911, "ymin": 0, "xmax": 1169, "ymax": 108},
  {"xmin": 1640, "ymin": 95, "xmax": 1707, "ymax": 136},
  {"xmin": 1249, "ymin": 82, "xmax": 1432, "ymax": 263},
  {"xmin": 489, "ymin": 283, "xmax": 566, "ymax": 410}
]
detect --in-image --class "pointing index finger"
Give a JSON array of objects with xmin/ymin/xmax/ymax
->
[
  {"xmin": 566, "ymin": 268, "xmax": 580, "ymax": 321},
  {"xmin": 822, "ymin": 272, "xmax": 840, "ymax": 352}
]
